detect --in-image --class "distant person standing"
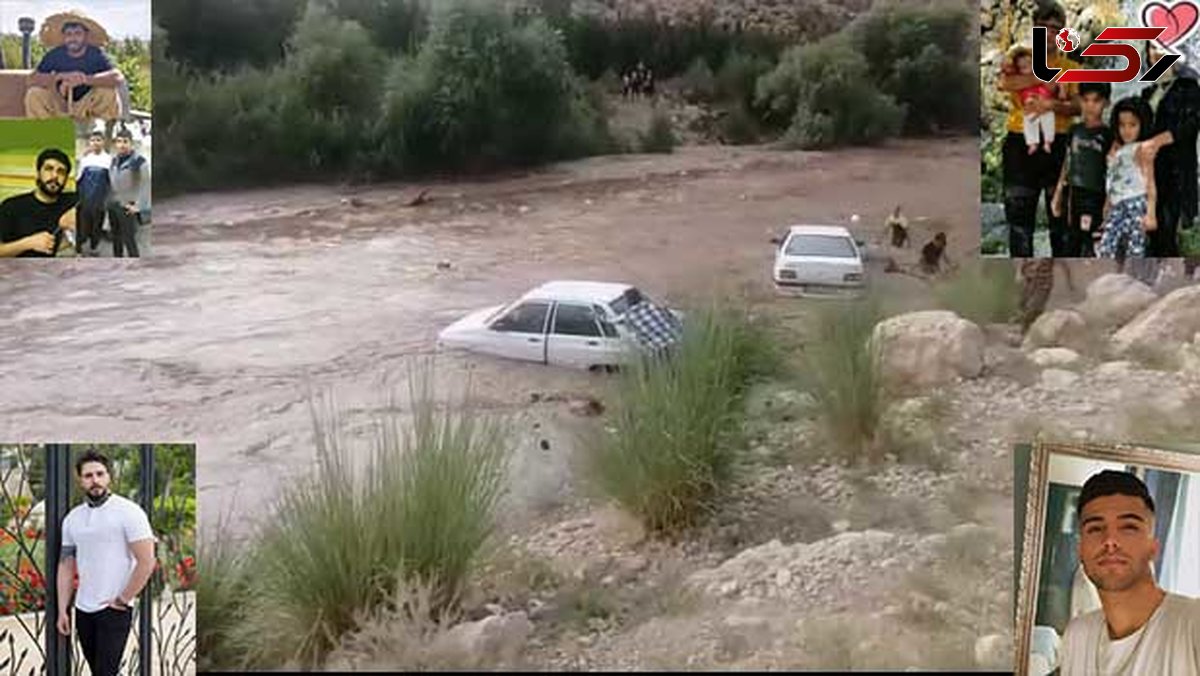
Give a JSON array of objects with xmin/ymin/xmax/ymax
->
[
  {"xmin": 106, "ymin": 129, "xmax": 150, "ymax": 258},
  {"xmin": 76, "ymin": 131, "xmax": 112, "ymax": 256},
  {"xmin": 998, "ymin": 3, "xmax": 1081, "ymax": 257},
  {"xmin": 24, "ymin": 11, "xmax": 125, "ymax": 122},
  {"xmin": 56, "ymin": 450, "xmax": 156, "ymax": 676}
]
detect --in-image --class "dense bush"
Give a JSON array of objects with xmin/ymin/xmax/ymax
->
[
  {"xmin": 157, "ymin": 1, "xmax": 613, "ymax": 194},
  {"xmin": 154, "ymin": 0, "xmax": 304, "ymax": 71},
  {"xmin": 552, "ymin": 10, "xmax": 785, "ymax": 82},
  {"xmin": 850, "ymin": 2, "xmax": 976, "ymax": 134},
  {"xmin": 377, "ymin": 1, "xmax": 603, "ymax": 173},
  {"xmin": 680, "ymin": 57, "xmax": 717, "ymax": 104},
  {"xmin": 756, "ymin": 36, "xmax": 903, "ymax": 149}
]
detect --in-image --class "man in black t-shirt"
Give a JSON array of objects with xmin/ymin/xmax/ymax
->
[
  {"xmin": 0, "ymin": 148, "xmax": 79, "ymax": 258},
  {"xmin": 1052, "ymin": 82, "xmax": 1113, "ymax": 257}
]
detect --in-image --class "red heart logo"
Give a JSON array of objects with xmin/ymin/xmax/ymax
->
[{"xmin": 1142, "ymin": 0, "xmax": 1200, "ymax": 47}]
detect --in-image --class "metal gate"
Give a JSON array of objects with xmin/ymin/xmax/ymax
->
[{"xmin": 0, "ymin": 445, "xmax": 196, "ymax": 676}]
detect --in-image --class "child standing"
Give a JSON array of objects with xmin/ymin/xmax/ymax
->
[
  {"xmin": 1005, "ymin": 45, "xmax": 1062, "ymax": 155},
  {"xmin": 1097, "ymin": 97, "xmax": 1174, "ymax": 262},
  {"xmin": 1052, "ymin": 82, "xmax": 1113, "ymax": 257}
]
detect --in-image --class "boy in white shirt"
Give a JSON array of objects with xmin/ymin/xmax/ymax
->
[{"xmin": 75, "ymin": 131, "xmax": 111, "ymax": 255}]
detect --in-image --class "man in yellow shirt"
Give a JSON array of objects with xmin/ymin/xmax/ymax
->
[{"xmin": 998, "ymin": 2, "xmax": 1081, "ymax": 257}]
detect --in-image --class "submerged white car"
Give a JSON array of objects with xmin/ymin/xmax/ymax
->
[
  {"xmin": 772, "ymin": 224, "xmax": 866, "ymax": 297},
  {"xmin": 437, "ymin": 281, "xmax": 682, "ymax": 370}
]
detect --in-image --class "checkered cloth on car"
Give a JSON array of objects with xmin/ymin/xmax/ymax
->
[{"xmin": 624, "ymin": 300, "xmax": 682, "ymax": 351}]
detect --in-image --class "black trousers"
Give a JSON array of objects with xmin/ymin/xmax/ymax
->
[
  {"xmin": 107, "ymin": 204, "xmax": 140, "ymax": 258},
  {"xmin": 78, "ymin": 201, "xmax": 107, "ymax": 251},
  {"xmin": 1067, "ymin": 186, "xmax": 1105, "ymax": 258},
  {"xmin": 1003, "ymin": 132, "xmax": 1069, "ymax": 257},
  {"xmin": 1148, "ymin": 190, "xmax": 1184, "ymax": 257},
  {"xmin": 76, "ymin": 607, "xmax": 133, "ymax": 676}
]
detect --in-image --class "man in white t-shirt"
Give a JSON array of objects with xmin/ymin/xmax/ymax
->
[
  {"xmin": 1059, "ymin": 470, "xmax": 1200, "ymax": 675},
  {"xmin": 55, "ymin": 450, "xmax": 157, "ymax": 676}
]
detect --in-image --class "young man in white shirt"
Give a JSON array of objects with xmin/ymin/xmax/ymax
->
[
  {"xmin": 1059, "ymin": 470, "xmax": 1200, "ymax": 675},
  {"xmin": 75, "ymin": 130, "xmax": 112, "ymax": 255},
  {"xmin": 55, "ymin": 450, "xmax": 157, "ymax": 676}
]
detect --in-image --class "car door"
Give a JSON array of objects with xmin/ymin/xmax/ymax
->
[
  {"xmin": 546, "ymin": 302, "xmax": 624, "ymax": 368},
  {"xmin": 482, "ymin": 300, "xmax": 551, "ymax": 363}
]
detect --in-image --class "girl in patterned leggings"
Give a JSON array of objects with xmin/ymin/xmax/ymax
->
[{"xmin": 1097, "ymin": 98, "xmax": 1174, "ymax": 260}]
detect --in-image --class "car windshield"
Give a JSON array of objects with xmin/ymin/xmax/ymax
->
[
  {"xmin": 784, "ymin": 234, "xmax": 857, "ymax": 258},
  {"xmin": 608, "ymin": 287, "xmax": 644, "ymax": 316}
]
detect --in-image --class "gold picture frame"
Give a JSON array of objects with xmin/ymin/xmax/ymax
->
[{"xmin": 1016, "ymin": 440, "xmax": 1200, "ymax": 676}]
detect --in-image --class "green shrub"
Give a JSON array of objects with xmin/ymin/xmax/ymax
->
[
  {"xmin": 378, "ymin": 1, "xmax": 592, "ymax": 172},
  {"xmin": 586, "ymin": 306, "xmax": 777, "ymax": 534},
  {"xmin": 715, "ymin": 49, "xmax": 772, "ymax": 110},
  {"xmin": 236, "ymin": 369, "xmax": 510, "ymax": 668},
  {"xmin": 639, "ymin": 109, "xmax": 678, "ymax": 154},
  {"xmin": 935, "ymin": 261, "xmax": 1020, "ymax": 325},
  {"xmin": 1181, "ymin": 224, "xmax": 1200, "ymax": 257},
  {"xmin": 756, "ymin": 36, "xmax": 903, "ymax": 149},
  {"xmin": 719, "ymin": 104, "xmax": 760, "ymax": 145},
  {"xmin": 851, "ymin": 2, "xmax": 976, "ymax": 134},
  {"xmin": 680, "ymin": 57, "xmax": 717, "ymax": 103},
  {"xmin": 155, "ymin": 0, "xmax": 304, "ymax": 71},
  {"xmin": 801, "ymin": 297, "xmax": 887, "ymax": 464}
]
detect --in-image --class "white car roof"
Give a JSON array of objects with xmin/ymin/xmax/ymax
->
[
  {"xmin": 786, "ymin": 225, "xmax": 854, "ymax": 237},
  {"xmin": 521, "ymin": 280, "xmax": 634, "ymax": 305}
]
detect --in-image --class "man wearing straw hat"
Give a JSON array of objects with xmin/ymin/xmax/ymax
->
[{"xmin": 23, "ymin": 10, "xmax": 124, "ymax": 121}]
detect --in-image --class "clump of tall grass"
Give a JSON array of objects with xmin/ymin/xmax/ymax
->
[
  {"xmin": 935, "ymin": 260, "xmax": 1020, "ymax": 325},
  {"xmin": 195, "ymin": 518, "xmax": 251, "ymax": 671},
  {"xmin": 222, "ymin": 365, "xmax": 511, "ymax": 669},
  {"xmin": 586, "ymin": 305, "xmax": 778, "ymax": 534},
  {"xmin": 801, "ymin": 296, "xmax": 887, "ymax": 464}
]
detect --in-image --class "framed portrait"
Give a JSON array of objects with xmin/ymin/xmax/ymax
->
[{"xmin": 1016, "ymin": 441, "xmax": 1200, "ymax": 676}]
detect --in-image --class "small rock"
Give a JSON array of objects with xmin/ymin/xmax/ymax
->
[
  {"xmin": 1040, "ymin": 368, "xmax": 1081, "ymax": 390},
  {"xmin": 436, "ymin": 260, "xmax": 453, "ymax": 270},
  {"xmin": 539, "ymin": 439, "xmax": 551, "ymax": 451},
  {"xmin": 601, "ymin": 575, "xmax": 615, "ymax": 586},
  {"xmin": 775, "ymin": 568, "xmax": 792, "ymax": 587},
  {"xmin": 568, "ymin": 397, "xmax": 605, "ymax": 417},
  {"xmin": 484, "ymin": 603, "xmax": 505, "ymax": 616},
  {"xmin": 1097, "ymin": 360, "xmax": 1136, "ymax": 377},
  {"xmin": 832, "ymin": 519, "xmax": 851, "ymax": 533},
  {"xmin": 518, "ymin": 205, "xmax": 531, "ymax": 214},
  {"xmin": 718, "ymin": 579, "xmax": 740, "ymax": 597},
  {"xmin": 1028, "ymin": 347, "xmax": 1081, "ymax": 368}
]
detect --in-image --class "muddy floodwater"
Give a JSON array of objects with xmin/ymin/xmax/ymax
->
[{"xmin": 1, "ymin": 140, "xmax": 981, "ymax": 533}]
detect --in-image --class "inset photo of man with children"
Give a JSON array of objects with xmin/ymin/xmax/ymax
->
[
  {"xmin": 0, "ymin": 2, "xmax": 152, "ymax": 258},
  {"xmin": 981, "ymin": 0, "xmax": 1200, "ymax": 282}
]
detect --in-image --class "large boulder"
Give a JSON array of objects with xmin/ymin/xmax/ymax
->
[
  {"xmin": 1111, "ymin": 286, "xmax": 1200, "ymax": 361},
  {"xmin": 1077, "ymin": 274, "xmax": 1157, "ymax": 327},
  {"xmin": 872, "ymin": 311, "xmax": 985, "ymax": 390},
  {"xmin": 1022, "ymin": 309, "xmax": 1089, "ymax": 352}
]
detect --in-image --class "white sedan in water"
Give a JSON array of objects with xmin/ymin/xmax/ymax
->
[
  {"xmin": 772, "ymin": 224, "xmax": 866, "ymax": 297},
  {"xmin": 437, "ymin": 281, "xmax": 682, "ymax": 370}
]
